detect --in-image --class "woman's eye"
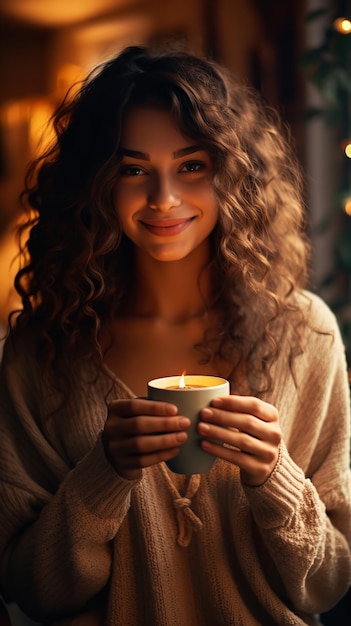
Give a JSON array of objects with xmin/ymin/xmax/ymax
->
[
  {"xmin": 119, "ymin": 165, "xmax": 146, "ymax": 177},
  {"xmin": 180, "ymin": 161, "xmax": 205, "ymax": 173}
]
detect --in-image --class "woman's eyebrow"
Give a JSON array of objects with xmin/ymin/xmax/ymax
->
[
  {"xmin": 172, "ymin": 145, "xmax": 203, "ymax": 158},
  {"xmin": 121, "ymin": 149, "xmax": 149, "ymax": 160},
  {"xmin": 121, "ymin": 145, "xmax": 203, "ymax": 161}
]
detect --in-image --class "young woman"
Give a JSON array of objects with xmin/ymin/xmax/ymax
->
[{"xmin": 0, "ymin": 45, "xmax": 350, "ymax": 626}]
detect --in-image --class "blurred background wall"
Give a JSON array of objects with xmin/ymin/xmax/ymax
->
[{"xmin": 0, "ymin": 0, "xmax": 350, "ymax": 366}]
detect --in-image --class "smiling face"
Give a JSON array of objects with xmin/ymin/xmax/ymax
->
[{"xmin": 113, "ymin": 107, "xmax": 219, "ymax": 263}]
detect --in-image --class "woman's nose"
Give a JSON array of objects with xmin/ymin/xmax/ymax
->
[{"xmin": 147, "ymin": 173, "xmax": 181, "ymax": 211}]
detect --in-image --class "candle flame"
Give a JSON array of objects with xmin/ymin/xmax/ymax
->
[{"xmin": 179, "ymin": 371, "xmax": 186, "ymax": 388}]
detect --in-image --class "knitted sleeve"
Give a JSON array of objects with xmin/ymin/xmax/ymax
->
[
  {"xmin": 243, "ymin": 294, "xmax": 351, "ymax": 614},
  {"xmin": 0, "ymin": 332, "xmax": 140, "ymax": 622}
]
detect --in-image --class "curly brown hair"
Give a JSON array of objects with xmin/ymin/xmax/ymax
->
[{"xmin": 14, "ymin": 45, "xmax": 311, "ymax": 394}]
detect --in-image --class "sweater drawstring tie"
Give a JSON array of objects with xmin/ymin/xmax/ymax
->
[{"xmin": 161, "ymin": 465, "xmax": 203, "ymax": 547}]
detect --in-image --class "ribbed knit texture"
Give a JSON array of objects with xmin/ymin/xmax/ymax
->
[{"xmin": 0, "ymin": 292, "xmax": 350, "ymax": 625}]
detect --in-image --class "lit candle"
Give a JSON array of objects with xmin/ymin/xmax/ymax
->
[
  {"xmin": 147, "ymin": 374, "xmax": 230, "ymax": 474},
  {"xmin": 166, "ymin": 372, "xmax": 207, "ymax": 389},
  {"xmin": 150, "ymin": 373, "xmax": 228, "ymax": 391}
]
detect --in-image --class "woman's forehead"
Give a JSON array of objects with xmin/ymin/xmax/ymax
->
[{"xmin": 120, "ymin": 107, "xmax": 195, "ymax": 153}]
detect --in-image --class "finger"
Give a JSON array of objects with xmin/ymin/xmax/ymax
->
[
  {"xmin": 210, "ymin": 396, "xmax": 278, "ymax": 423},
  {"xmin": 113, "ymin": 447, "xmax": 183, "ymax": 471},
  {"xmin": 110, "ymin": 429, "xmax": 188, "ymax": 456},
  {"xmin": 106, "ymin": 415, "xmax": 191, "ymax": 437},
  {"xmin": 201, "ymin": 404, "xmax": 279, "ymax": 442},
  {"xmin": 199, "ymin": 421, "xmax": 278, "ymax": 457},
  {"xmin": 108, "ymin": 398, "xmax": 178, "ymax": 417},
  {"xmin": 118, "ymin": 431, "xmax": 188, "ymax": 454},
  {"xmin": 200, "ymin": 408, "xmax": 277, "ymax": 443}
]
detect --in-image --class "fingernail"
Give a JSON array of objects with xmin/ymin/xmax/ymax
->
[
  {"xmin": 201, "ymin": 408, "xmax": 213, "ymax": 419},
  {"xmin": 165, "ymin": 403, "xmax": 178, "ymax": 415},
  {"xmin": 176, "ymin": 431, "xmax": 187, "ymax": 443},
  {"xmin": 211, "ymin": 397, "xmax": 223, "ymax": 407},
  {"xmin": 198, "ymin": 422, "xmax": 210, "ymax": 433},
  {"xmin": 179, "ymin": 417, "xmax": 191, "ymax": 428}
]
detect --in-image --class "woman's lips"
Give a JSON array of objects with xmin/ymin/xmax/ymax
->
[{"xmin": 140, "ymin": 217, "xmax": 195, "ymax": 237}]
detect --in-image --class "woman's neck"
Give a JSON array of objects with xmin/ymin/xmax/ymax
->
[{"xmin": 124, "ymin": 247, "xmax": 214, "ymax": 323}]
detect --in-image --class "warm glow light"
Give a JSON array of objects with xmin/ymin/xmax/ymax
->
[
  {"xmin": 56, "ymin": 63, "xmax": 85, "ymax": 100},
  {"xmin": 1, "ymin": 100, "xmax": 31, "ymax": 126},
  {"xmin": 0, "ymin": 0, "xmax": 130, "ymax": 27},
  {"xmin": 29, "ymin": 100, "xmax": 55, "ymax": 155},
  {"xmin": 344, "ymin": 198, "xmax": 351, "ymax": 215},
  {"xmin": 345, "ymin": 143, "xmax": 351, "ymax": 158},
  {"xmin": 179, "ymin": 372, "xmax": 186, "ymax": 388},
  {"xmin": 0, "ymin": 98, "xmax": 55, "ymax": 162},
  {"xmin": 334, "ymin": 17, "xmax": 351, "ymax": 33}
]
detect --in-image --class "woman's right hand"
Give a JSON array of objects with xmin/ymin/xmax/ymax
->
[{"xmin": 102, "ymin": 398, "xmax": 190, "ymax": 480}]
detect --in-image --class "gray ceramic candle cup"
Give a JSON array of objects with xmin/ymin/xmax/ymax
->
[{"xmin": 148, "ymin": 375, "xmax": 230, "ymax": 474}]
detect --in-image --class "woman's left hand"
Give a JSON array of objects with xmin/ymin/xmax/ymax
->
[{"xmin": 198, "ymin": 395, "xmax": 282, "ymax": 486}]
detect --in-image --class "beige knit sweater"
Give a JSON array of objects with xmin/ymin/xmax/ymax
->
[{"xmin": 0, "ymin": 292, "xmax": 350, "ymax": 626}]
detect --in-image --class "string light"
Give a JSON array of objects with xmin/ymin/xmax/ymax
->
[
  {"xmin": 333, "ymin": 17, "xmax": 351, "ymax": 34},
  {"xmin": 336, "ymin": 15, "xmax": 351, "ymax": 214},
  {"xmin": 344, "ymin": 198, "xmax": 351, "ymax": 216},
  {"xmin": 341, "ymin": 139, "xmax": 351, "ymax": 158}
]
